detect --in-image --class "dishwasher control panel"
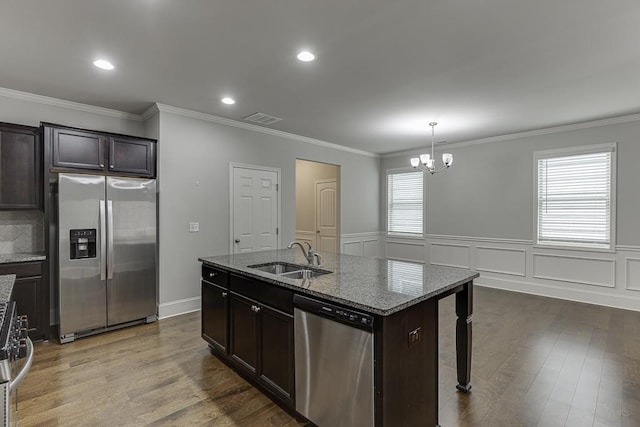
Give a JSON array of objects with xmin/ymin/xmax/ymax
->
[{"xmin": 294, "ymin": 294, "xmax": 374, "ymax": 331}]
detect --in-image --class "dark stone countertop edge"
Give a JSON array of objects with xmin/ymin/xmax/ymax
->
[
  {"xmin": 0, "ymin": 253, "xmax": 47, "ymax": 264},
  {"xmin": 199, "ymin": 257, "xmax": 479, "ymax": 316},
  {"xmin": 0, "ymin": 275, "xmax": 16, "ymax": 303}
]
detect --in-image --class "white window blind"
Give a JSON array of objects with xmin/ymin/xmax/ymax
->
[
  {"xmin": 537, "ymin": 150, "xmax": 612, "ymax": 248},
  {"xmin": 387, "ymin": 171, "xmax": 423, "ymax": 235}
]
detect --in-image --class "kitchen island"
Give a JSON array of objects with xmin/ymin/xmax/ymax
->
[{"xmin": 199, "ymin": 249, "xmax": 478, "ymax": 427}]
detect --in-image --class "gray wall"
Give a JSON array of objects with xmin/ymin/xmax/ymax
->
[
  {"xmin": 158, "ymin": 110, "xmax": 380, "ymax": 309},
  {"xmin": 381, "ymin": 120, "xmax": 640, "ymax": 246}
]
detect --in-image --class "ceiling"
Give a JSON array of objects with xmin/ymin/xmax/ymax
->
[{"xmin": 1, "ymin": 1, "xmax": 639, "ymax": 154}]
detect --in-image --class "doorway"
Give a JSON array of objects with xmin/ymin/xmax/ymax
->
[{"xmin": 295, "ymin": 160, "xmax": 340, "ymax": 253}]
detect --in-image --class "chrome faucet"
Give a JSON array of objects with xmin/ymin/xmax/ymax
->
[{"xmin": 287, "ymin": 241, "xmax": 321, "ymax": 266}]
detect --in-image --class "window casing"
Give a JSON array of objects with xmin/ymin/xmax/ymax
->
[
  {"xmin": 387, "ymin": 170, "xmax": 423, "ymax": 235},
  {"xmin": 535, "ymin": 143, "xmax": 616, "ymax": 250}
]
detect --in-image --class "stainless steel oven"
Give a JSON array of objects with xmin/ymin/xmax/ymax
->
[{"xmin": 0, "ymin": 301, "xmax": 34, "ymax": 426}]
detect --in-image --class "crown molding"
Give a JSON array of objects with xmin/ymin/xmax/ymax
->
[
  {"xmin": 141, "ymin": 103, "xmax": 160, "ymax": 120},
  {"xmin": 0, "ymin": 86, "xmax": 143, "ymax": 122},
  {"xmin": 382, "ymin": 112, "xmax": 640, "ymax": 159},
  {"xmin": 155, "ymin": 103, "xmax": 379, "ymax": 158}
]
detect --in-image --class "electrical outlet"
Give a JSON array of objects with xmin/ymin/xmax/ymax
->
[
  {"xmin": 408, "ymin": 327, "xmax": 421, "ymax": 347},
  {"xmin": 189, "ymin": 222, "xmax": 199, "ymax": 232}
]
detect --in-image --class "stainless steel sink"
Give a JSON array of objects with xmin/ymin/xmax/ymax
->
[
  {"xmin": 280, "ymin": 269, "xmax": 331, "ymax": 279},
  {"xmin": 248, "ymin": 262, "xmax": 303, "ymax": 274},
  {"xmin": 248, "ymin": 262, "xmax": 332, "ymax": 279}
]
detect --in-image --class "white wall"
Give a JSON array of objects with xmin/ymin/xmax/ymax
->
[
  {"xmin": 380, "ymin": 117, "xmax": 640, "ymax": 311},
  {"xmin": 156, "ymin": 107, "xmax": 380, "ymax": 317}
]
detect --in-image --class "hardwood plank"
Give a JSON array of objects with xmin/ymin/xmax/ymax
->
[{"xmin": 17, "ymin": 287, "xmax": 640, "ymax": 426}]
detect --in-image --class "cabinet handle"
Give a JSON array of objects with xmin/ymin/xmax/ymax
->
[
  {"xmin": 251, "ymin": 305, "xmax": 261, "ymax": 313},
  {"xmin": 209, "ymin": 272, "xmax": 216, "ymax": 278},
  {"xmin": 110, "ymin": 165, "xmax": 114, "ymax": 169},
  {"xmin": 222, "ymin": 292, "xmax": 227, "ymax": 298},
  {"xmin": 254, "ymin": 306, "xmax": 261, "ymax": 313},
  {"xmin": 100, "ymin": 163, "xmax": 104, "ymax": 168}
]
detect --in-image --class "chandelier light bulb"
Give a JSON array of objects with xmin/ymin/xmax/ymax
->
[
  {"xmin": 442, "ymin": 153, "xmax": 453, "ymax": 167},
  {"xmin": 420, "ymin": 154, "xmax": 430, "ymax": 165},
  {"xmin": 410, "ymin": 158, "xmax": 420, "ymax": 168}
]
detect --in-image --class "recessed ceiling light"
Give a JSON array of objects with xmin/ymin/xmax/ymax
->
[
  {"xmin": 221, "ymin": 97, "xmax": 236, "ymax": 105},
  {"xmin": 297, "ymin": 51, "xmax": 315, "ymax": 62},
  {"xmin": 93, "ymin": 59, "xmax": 114, "ymax": 70}
]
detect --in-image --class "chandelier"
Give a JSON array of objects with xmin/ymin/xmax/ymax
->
[{"xmin": 410, "ymin": 122, "xmax": 453, "ymax": 174}]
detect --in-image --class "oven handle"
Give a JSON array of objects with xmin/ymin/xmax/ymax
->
[{"xmin": 10, "ymin": 337, "xmax": 34, "ymax": 392}]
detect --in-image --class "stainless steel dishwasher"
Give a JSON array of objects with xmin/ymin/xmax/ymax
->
[{"xmin": 294, "ymin": 294, "xmax": 374, "ymax": 427}]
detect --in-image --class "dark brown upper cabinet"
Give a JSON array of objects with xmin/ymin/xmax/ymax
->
[
  {"xmin": 0, "ymin": 122, "xmax": 42, "ymax": 210},
  {"xmin": 45, "ymin": 123, "xmax": 156, "ymax": 178},
  {"xmin": 51, "ymin": 127, "xmax": 105, "ymax": 171},
  {"xmin": 109, "ymin": 136, "xmax": 155, "ymax": 177}
]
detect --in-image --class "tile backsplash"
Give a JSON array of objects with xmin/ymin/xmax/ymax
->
[{"xmin": 0, "ymin": 211, "xmax": 44, "ymax": 254}]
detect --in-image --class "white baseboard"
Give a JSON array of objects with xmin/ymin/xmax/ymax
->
[{"xmin": 159, "ymin": 297, "xmax": 201, "ymax": 319}]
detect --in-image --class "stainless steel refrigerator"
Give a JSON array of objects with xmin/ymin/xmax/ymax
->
[{"xmin": 57, "ymin": 173, "xmax": 157, "ymax": 343}]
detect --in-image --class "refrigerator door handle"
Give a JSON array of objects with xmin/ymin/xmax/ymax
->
[
  {"xmin": 99, "ymin": 199, "xmax": 107, "ymax": 280},
  {"xmin": 107, "ymin": 200, "xmax": 114, "ymax": 280}
]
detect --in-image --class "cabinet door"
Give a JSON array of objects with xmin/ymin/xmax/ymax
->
[
  {"xmin": 0, "ymin": 124, "xmax": 41, "ymax": 209},
  {"xmin": 229, "ymin": 292, "xmax": 258, "ymax": 374},
  {"xmin": 202, "ymin": 281, "xmax": 228, "ymax": 354},
  {"xmin": 258, "ymin": 304, "xmax": 294, "ymax": 405},
  {"xmin": 52, "ymin": 127, "xmax": 106, "ymax": 171},
  {"xmin": 11, "ymin": 276, "xmax": 45, "ymax": 341},
  {"xmin": 108, "ymin": 136, "xmax": 155, "ymax": 177}
]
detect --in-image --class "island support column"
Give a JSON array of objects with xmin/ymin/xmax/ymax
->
[{"xmin": 455, "ymin": 281, "xmax": 473, "ymax": 392}]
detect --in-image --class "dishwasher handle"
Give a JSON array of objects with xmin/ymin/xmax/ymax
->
[{"xmin": 293, "ymin": 294, "xmax": 374, "ymax": 331}]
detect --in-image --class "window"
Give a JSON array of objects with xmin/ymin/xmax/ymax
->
[
  {"xmin": 535, "ymin": 143, "xmax": 616, "ymax": 249},
  {"xmin": 387, "ymin": 170, "xmax": 423, "ymax": 235}
]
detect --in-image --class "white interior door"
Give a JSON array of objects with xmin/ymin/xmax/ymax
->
[
  {"xmin": 231, "ymin": 165, "xmax": 279, "ymax": 253},
  {"xmin": 315, "ymin": 179, "xmax": 337, "ymax": 253}
]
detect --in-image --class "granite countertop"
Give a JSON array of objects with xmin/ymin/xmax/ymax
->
[
  {"xmin": 0, "ymin": 275, "xmax": 16, "ymax": 303},
  {"xmin": 0, "ymin": 252, "xmax": 47, "ymax": 264},
  {"xmin": 199, "ymin": 249, "xmax": 479, "ymax": 316}
]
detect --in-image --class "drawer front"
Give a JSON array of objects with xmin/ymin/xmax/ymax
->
[
  {"xmin": 202, "ymin": 265, "xmax": 229, "ymax": 288},
  {"xmin": 0, "ymin": 261, "xmax": 42, "ymax": 278},
  {"xmin": 230, "ymin": 274, "xmax": 293, "ymax": 314}
]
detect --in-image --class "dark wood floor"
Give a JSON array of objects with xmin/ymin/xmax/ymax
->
[{"xmin": 19, "ymin": 286, "xmax": 640, "ymax": 426}]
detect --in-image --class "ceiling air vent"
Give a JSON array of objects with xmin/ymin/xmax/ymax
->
[{"xmin": 243, "ymin": 112, "xmax": 282, "ymax": 125}]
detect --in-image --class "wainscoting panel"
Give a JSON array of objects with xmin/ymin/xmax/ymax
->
[
  {"xmin": 627, "ymin": 258, "xmax": 640, "ymax": 291},
  {"xmin": 363, "ymin": 239, "xmax": 379, "ymax": 258},
  {"xmin": 386, "ymin": 240, "xmax": 425, "ymax": 263},
  {"xmin": 533, "ymin": 254, "xmax": 615, "ymax": 288},
  {"xmin": 343, "ymin": 241, "xmax": 362, "ymax": 256},
  {"xmin": 341, "ymin": 232, "xmax": 382, "ymax": 258},
  {"xmin": 429, "ymin": 243, "xmax": 470, "ymax": 268},
  {"xmin": 476, "ymin": 246, "xmax": 526, "ymax": 276},
  {"xmin": 381, "ymin": 233, "xmax": 640, "ymax": 312}
]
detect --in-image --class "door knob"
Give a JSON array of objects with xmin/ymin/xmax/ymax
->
[
  {"xmin": 316, "ymin": 230, "xmax": 320, "ymax": 233},
  {"xmin": 234, "ymin": 239, "xmax": 240, "ymax": 243}
]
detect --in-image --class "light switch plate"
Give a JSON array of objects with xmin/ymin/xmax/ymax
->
[{"xmin": 189, "ymin": 222, "xmax": 199, "ymax": 232}]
